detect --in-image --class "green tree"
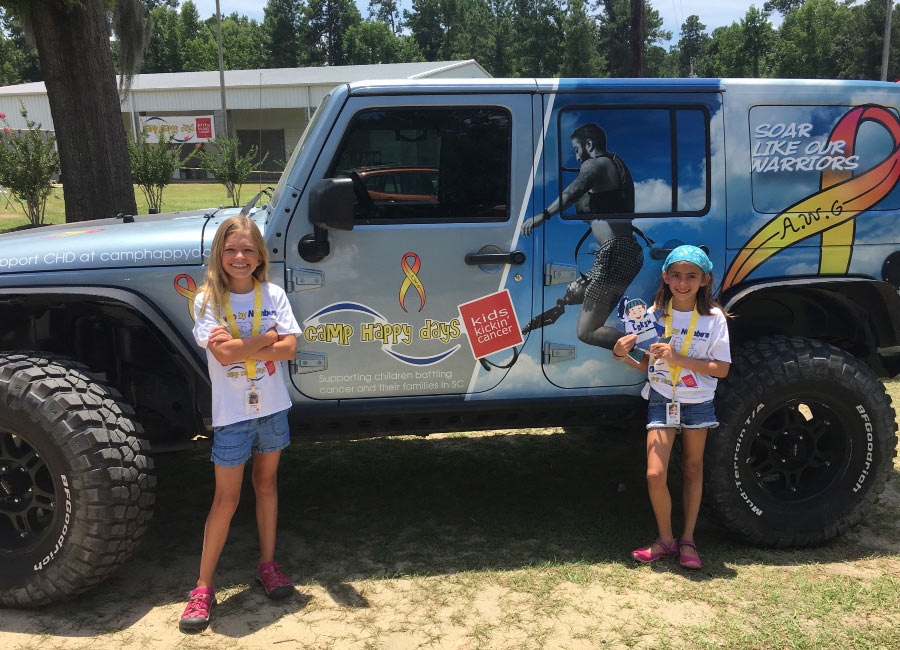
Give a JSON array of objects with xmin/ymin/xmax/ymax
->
[
  {"xmin": 142, "ymin": 4, "xmax": 182, "ymax": 73},
  {"xmin": 0, "ymin": 107, "xmax": 60, "ymax": 226},
  {"xmin": 368, "ymin": 0, "xmax": 401, "ymax": 33},
  {"xmin": 559, "ymin": 0, "xmax": 604, "ymax": 77},
  {"xmin": 195, "ymin": 138, "xmax": 267, "ymax": 207},
  {"xmin": 127, "ymin": 129, "xmax": 191, "ymax": 213},
  {"xmin": 773, "ymin": 0, "xmax": 851, "ymax": 78},
  {"xmin": 263, "ymin": 0, "xmax": 303, "ymax": 68},
  {"xmin": 596, "ymin": 0, "xmax": 670, "ymax": 77},
  {"xmin": 677, "ymin": 15, "xmax": 710, "ymax": 77},
  {"xmin": 0, "ymin": 0, "xmax": 148, "ymax": 222},
  {"xmin": 843, "ymin": 0, "xmax": 900, "ymax": 80},
  {"xmin": 344, "ymin": 20, "xmax": 423, "ymax": 64},
  {"xmin": 764, "ymin": 0, "xmax": 806, "ymax": 16},
  {"xmin": 305, "ymin": 0, "xmax": 362, "ymax": 66},
  {"xmin": 405, "ymin": 0, "xmax": 449, "ymax": 60},
  {"xmin": 511, "ymin": 0, "xmax": 564, "ymax": 77}
]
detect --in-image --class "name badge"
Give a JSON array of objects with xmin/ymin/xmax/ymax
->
[
  {"xmin": 666, "ymin": 401, "xmax": 681, "ymax": 427},
  {"xmin": 245, "ymin": 386, "xmax": 262, "ymax": 414}
]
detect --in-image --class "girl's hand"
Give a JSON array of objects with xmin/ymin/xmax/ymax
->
[
  {"xmin": 208, "ymin": 326, "xmax": 233, "ymax": 344},
  {"xmin": 613, "ymin": 334, "xmax": 637, "ymax": 358},
  {"xmin": 649, "ymin": 341, "xmax": 676, "ymax": 363}
]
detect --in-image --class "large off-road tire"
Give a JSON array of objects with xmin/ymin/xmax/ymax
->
[
  {"xmin": 0, "ymin": 352, "xmax": 155, "ymax": 607},
  {"xmin": 707, "ymin": 337, "xmax": 898, "ymax": 547}
]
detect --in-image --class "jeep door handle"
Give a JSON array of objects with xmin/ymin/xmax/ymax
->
[{"xmin": 465, "ymin": 251, "xmax": 526, "ymax": 265}]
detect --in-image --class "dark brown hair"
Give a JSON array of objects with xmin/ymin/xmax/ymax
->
[{"xmin": 652, "ymin": 271, "xmax": 729, "ymax": 318}]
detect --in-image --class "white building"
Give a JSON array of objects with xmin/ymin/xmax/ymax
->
[{"xmin": 0, "ymin": 60, "xmax": 490, "ymax": 180}]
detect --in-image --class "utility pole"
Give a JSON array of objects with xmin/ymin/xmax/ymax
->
[
  {"xmin": 882, "ymin": 0, "xmax": 893, "ymax": 81},
  {"xmin": 630, "ymin": 0, "xmax": 644, "ymax": 77},
  {"xmin": 216, "ymin": 0, "xmax": 228, "ymax": 138}
]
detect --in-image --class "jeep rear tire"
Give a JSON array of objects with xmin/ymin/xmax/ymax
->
[
  {"xmin": 0, "ymin": 352, "xmax": 155, "ymax": 607},
  {"xmin": 707, "ymin": 337, "xmax": 898, "ymax": 546}
]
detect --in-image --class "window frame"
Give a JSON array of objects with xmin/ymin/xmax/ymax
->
[
  {"xmin": 326, "ymin": 105, "xmax": 514, "ymax": 225},
  {"xmin": 556, "ymin": 104, "xmax": 712, "ymax": 220}
]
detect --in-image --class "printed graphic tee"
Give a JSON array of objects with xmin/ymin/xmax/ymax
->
[
  {"xmin": 640, "ymin": 306, "xmax": 731, "ymax": 404},
  {"xmin": 193, "ymin": 282, "xmax": 302, "ymax": 427}
]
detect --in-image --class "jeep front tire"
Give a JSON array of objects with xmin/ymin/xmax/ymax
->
[{"xmin": 0, "ymin": 352, "xmax": 155, "ymax": 607}]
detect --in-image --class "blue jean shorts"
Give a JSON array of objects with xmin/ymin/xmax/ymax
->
[
  {"xmin": 647, "ymin": 389, "xmax": 718, "ymax": 431},
  {"xmin": 211, "ymin": 409, "xmax": 291, "ymax": 467}
]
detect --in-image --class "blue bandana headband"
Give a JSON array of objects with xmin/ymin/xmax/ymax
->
[{"xmin": 662, "ymin": 245, "xmax": 713, "ymax": 275}]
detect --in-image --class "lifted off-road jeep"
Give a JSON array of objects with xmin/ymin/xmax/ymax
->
[{"xmin": 1, "ymin": 78, "xmax": 898, "ymax": 607}]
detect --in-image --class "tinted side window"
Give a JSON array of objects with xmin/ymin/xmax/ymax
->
[
  {"xmin": 329, "ymin": 108, "xmax": 511, "ymax": 223},
  {"xmin": 557, "ymin": 106, "xmax": 709, "ymax": 217}
]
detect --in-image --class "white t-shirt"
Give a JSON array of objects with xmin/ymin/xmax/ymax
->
[
  {"xmin": 193, "ymin": 282, "xmax": 302, "ymax": 427},
  {"xmin": 640, "ymin": 306, "xmax": 731, "ymax": 404}
]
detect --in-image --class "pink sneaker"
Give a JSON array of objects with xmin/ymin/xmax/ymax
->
[
  {"xmin": 179, "ymin": 587, "xmax": 215, "ymax": 632},
  {"xmin": 256, "ymin": 561, "xmax": 295, "ymax": 599},
  {"xmin": 631, "ymin": 537, "xmax": 678, "ymax": 563}
]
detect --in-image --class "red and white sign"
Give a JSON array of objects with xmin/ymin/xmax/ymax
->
[
  {"xmin": 140, "ymin": 115, "xmax": 215, "ymax": 143},
  {"xmin": 458, "ymin": 289, "xmax": 523, "ymax": 359}
]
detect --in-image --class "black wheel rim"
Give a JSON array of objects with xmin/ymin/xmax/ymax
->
[
  {"xmin": 0, "ymin": 429, "xmax": 56, "ymax": 551},
  {"xmin": 746, "ymin": 398, "xmax": 848, "ymax": 502}
]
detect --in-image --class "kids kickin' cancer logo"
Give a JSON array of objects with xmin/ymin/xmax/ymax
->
[{"xmin": 457, "ymin": 290, "xmax": 523, "ymax": 359}]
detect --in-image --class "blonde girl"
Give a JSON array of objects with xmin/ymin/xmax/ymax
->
[{"xmin": 180, "ymin": 216, "xmax": 301, "ymax": 632}]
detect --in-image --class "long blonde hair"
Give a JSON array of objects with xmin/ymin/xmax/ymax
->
[{"xmin": 197, "ymin": 216, "xmax": 269, "ymax": 321}]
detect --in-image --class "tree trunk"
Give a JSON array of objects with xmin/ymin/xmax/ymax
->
[
  {"xmin": 629, "ymin": 0, "xmax": 644, "ymax": 77},
  {"xmin": 28, "ymin": 0, "xmax": 136, "ymax": 222}
]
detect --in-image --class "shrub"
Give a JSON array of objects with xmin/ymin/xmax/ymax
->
[
  {"xmin": 127, "ymin": 129, "xmax": 192, "ymax": 213},
  {"xmin": 0, "ymin": 106, "xmax": 60, "ymax": 226},
  {"xmin": 195, "ymin": 137, "xmax": 267, "ymax": 207}
]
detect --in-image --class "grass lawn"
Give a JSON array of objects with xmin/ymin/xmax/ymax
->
[{"xmin": 0, "ymin": 181, "xmax": 272, "ymax": 233}]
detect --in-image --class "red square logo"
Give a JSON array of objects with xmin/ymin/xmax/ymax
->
[
  {"xmin": 195, "ymin": 117, "xmax": 213, "ymax": 139},
  {"xmin": 681, "ymin": 374, "xmax": 697, "ymax": 388},
  {"xmin": 458, "ymin": 290, "xmax": 523, "ymax": 359}
]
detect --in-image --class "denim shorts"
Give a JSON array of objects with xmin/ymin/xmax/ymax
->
[
  {"xmin": 211, "ymin": 409, "xmax": 291, "ymax": 467},
  {"xmin": 647, "ymin": 389, "xmax": 718, "ymax": 431}
]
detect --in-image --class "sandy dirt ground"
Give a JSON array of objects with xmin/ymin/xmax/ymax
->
[{"xmin": 2, "ymin": 432, "xmax": 900, "ymax": 650}]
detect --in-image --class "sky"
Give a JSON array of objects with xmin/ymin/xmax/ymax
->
[{"xmin": 190, "ymin": 0, "xmax": 779, "ymax": 46}]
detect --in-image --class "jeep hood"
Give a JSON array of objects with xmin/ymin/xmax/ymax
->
[{"xmin": 0, "ymin": 209, "xmax": 225, "ymax": 274}]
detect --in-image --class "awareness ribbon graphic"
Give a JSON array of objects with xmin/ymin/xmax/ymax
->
[
  {"xmin": 399, "ymin": 252, "xmax": 426, "ymax": 312},
  {"xmin": 723, "ymin": 105, "xmax": 900, "ymax": 291},
  {"xmin": 174, "ymin": 273, "xmax": 197, "ymax": 320}
]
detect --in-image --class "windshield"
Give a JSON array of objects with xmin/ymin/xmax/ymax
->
[{"xmin": 269, "ymin": 92, "xmax": 332, "ymax": 208}]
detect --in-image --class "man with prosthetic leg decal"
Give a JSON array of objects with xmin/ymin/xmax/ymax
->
[{"xmin": 521, "ymin": 123, "xmax": 648, "ymax": 349}]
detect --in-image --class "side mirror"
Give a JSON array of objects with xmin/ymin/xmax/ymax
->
[
  {"xmin": 299, "ymin": 178, "xmax": 355, "ymax": 263},
  {"xmin": 308, "ymin": 178, "xmax": 354, "ymax": 231}
]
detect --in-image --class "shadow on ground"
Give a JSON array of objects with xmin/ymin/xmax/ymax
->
[{"xmin": 2, "ymin": 425, "xmax": 898, "ymax": 637}]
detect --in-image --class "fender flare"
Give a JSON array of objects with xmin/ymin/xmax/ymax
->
[{"xmin": 0, "ymin": 285, "xmax": 209, "ymax": 383}]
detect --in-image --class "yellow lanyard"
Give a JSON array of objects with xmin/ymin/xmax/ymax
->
[
  {"xmin": 222, "ymin": 278, "xmax": 263, "ymax": 380},
  {"xmin": 663, "ymin": 298, "xmax": 699, "ymax": 401}
]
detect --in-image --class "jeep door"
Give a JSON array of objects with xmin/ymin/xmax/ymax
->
[
  {"xmin": 537, "ymin": 89, "xmax": 726, "ymax": 388},
  {"xmin": 284, "ymin": 94, "xmax": 535, "ymax": 400}
]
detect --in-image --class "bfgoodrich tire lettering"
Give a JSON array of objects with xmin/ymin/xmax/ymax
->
[
  {"xmin": 707, "ymin": 337, "xmax": 898, "ymax": 546},
  {"xmin": 0, "ymin": 352, "xmax": 155, "ymax": 607}
]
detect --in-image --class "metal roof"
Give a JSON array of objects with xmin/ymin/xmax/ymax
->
[{"xmin": 0, "ymin": 60, "xmax": 490, "ymax": 95}]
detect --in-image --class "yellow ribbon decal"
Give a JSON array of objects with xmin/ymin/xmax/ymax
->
[
  {"xmin": 399, "ymin": 252, "xmax": 426, "ymax": 312},
  {"xmin": 174, "ymin": 273, "xmax": 197, "ymax": 321},
  {"xmin": 723, "ymin": 105, "xmax": 900, "ymax": 291},
  {"xmin": 222, "ymin": 278, "xmax": 263, "ymax": 380}
]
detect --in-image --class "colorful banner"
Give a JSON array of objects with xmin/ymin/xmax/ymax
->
[
  {"xmin": 140, "ymin": 115, "xmax": 215, "ymax": 143},
  {"xmin": 724, "ymin": 105, "xmax": 900, "ymax": 290}
]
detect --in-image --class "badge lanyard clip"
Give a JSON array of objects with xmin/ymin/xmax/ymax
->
[{"xmin": 663, "ymin": 298, "xmax": 699, "ymax": 403}]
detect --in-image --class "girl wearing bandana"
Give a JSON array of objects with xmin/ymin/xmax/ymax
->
[{"xmin": 612, "ymin": 245, "xmax": 731, "ymax": 570}]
